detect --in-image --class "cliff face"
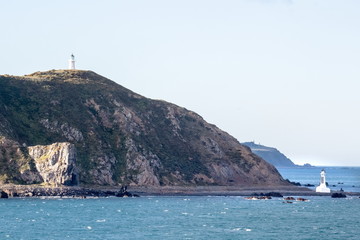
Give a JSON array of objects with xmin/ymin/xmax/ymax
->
[
  {"xmin": 0, "ymin": 137, "xmax": 42, "ymax": 184},
  {"xmin": 0, "ymin": 137, "xmax": 77, "ymax": 186},
  {"xmin": 242, "ymin": 142, "xmax": 297, "ymax": 168},
  {"xmin": 0, "ymin": 70, "xmax": 289, "ymax": 187},
  {"xmin": 28, "ymin": 142, "xmax": 78, "ymax": 186}
]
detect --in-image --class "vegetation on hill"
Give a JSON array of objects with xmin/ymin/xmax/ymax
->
[{"xmin": 0, "ymin": 70, "xmax": 288, "ymax": 187}]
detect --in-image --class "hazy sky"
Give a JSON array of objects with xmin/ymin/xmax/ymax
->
[{"xmin": 1, "ymin": 0, "xmax": 359, "ymax": 166}]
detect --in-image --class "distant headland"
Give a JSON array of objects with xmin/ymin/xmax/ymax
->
[{"xmin": 242, "ymin": 142, "xmax": 313, "ymax": 168}]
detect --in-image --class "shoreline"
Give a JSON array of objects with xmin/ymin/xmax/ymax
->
[
  {"xmin": 1, "ymin": 184, "xmax": 359, "ymax": 198},
  {"xmin": 127, "ymin": 185, "xmax": 360, "ymax": 197}
]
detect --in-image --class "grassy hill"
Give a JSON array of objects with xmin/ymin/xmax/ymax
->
[{"xmin": 0, "ymin": 70, "xmax": 288, "ymax": 187}]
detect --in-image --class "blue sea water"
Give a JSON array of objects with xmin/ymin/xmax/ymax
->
[
  {"xmin": 1, "ymin": 167, "xmax": 359, "ymax": 240},
  {"xmin": 277, "ymin": 166, "xmax": 360, "ymax": 192},
  {"xmin": 1, "ymin": 196, "xmax": 359, "ymax": 240}
]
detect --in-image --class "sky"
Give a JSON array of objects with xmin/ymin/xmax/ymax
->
[{"xmin": 1, "ymin": 0, "xmax": 359, "ymax": 166}]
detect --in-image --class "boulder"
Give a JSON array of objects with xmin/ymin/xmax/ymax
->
[
  {"xmin": 331, "ymin": 193, "xmax": 346, "ymax": 198},
  {"xmin": 284, "ymin": 197, "xmax": 295, "ymax": 201},
  {"xmin": 296, "ymin": 198, "xmax": 309, "ymax": 202}
]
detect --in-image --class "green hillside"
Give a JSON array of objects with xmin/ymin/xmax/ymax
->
[{"xmin": 0, "ymin": 70, "xmax": 288, "ymax": 187}]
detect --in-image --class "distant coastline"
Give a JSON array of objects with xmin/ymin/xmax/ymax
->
[{"xmin": 242, "ymin": 142, "xmax": 312, "ymax": 168}]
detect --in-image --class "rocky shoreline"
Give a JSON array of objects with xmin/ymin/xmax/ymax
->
[
  {"xmin": 0, "ymin": 185, "xmax": 138, "ymax": 198},
  {"xmin": 1, "ymin": 184, "xmax": 359, "ymax": 198}
]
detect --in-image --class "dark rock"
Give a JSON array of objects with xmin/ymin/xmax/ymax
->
[
  {"xmin": 104, "ymin": 191, "xmax": 116, "ymax": 196},
  {"xmin": 115, "ymin": 191, "xmax": 132, "ymax": 197},
  {"xmin": 0, "ymin": 191, "xmax": 9, "ymax": 198},
  {"xmin": 304, "ymin": 184, "xmax": 315, "ymax": 187},
  {"xmin": 284, "ymin": 197, "xmax": 295, "ymax": 201},
  {"xmin": 250, "ymin": 192, "xmax": 282, "ymax": 198},
  {"xmin": 115, "ymin": 186, "xmax": 139, "ymax": 197},
  {"xmin": 331, "ymin": 193, "xmax": 346, "ymax": 198},
  {"xmin": 296, "ymin": 198, "xmax": 309, "ymax": 202},
  {"xmin": 265, "ymin": 192, "xmax": 283, "ymax": 198}
]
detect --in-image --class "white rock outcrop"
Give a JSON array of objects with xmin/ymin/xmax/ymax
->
[{"xmin": 28, "ymin": 142, "xmax": 78, "ymax": 186}]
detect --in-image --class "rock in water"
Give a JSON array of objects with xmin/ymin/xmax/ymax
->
[
  {"xmin": 331, "ymin": 193, "xmax": 347, "ymax": 198},
  {"xmin": 0, "ymin": 70, "xmax": 290, "ymax": 187}
]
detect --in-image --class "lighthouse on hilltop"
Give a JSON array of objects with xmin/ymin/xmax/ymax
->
[{"xmin": 68, "ymin": 54, "xmax": 75, "ymax": 70}]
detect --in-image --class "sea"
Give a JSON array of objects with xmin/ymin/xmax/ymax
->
[
  {"xmin": 1, "ymin": 167, "xmax": 359, "ymax": 240},
  {"xmin": 277, "ymin": 166, "xmax": 360, "ymax": 193}
]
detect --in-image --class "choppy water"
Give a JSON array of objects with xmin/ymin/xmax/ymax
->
[
  {"xmin": 1, "ymin": 166, "xmax": 359, "ymax": 239},
  {"xmin": 277, "ymin": 166, "xmax": 360, "ymax": 192},
  {"xmin": 1, "ymin": 195, "xmax": 359, "ymax": 240}
]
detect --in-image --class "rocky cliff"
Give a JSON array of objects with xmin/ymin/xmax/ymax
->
[
  {"xmin": 0, "ymin": 70, "xmax": 289, "ymax": 187},
  {"xmin": 28, "ymin": 142, "xmax": 78, "ymax": 186},
  {"xmin": 0, "ymin": 137, "xmax": 42, "ymax": 184}
]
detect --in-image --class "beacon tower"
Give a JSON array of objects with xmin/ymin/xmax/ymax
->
[
  {"xmin": 315, "ymin": 169, "xmax": 331, "ymax": 193},
  {"xmin": 68, "ymin": 54, "xmax": 75, "ymax": 70}
]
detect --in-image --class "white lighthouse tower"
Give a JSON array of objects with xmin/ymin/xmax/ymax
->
[
  {"xmin": 68, "ymin": 54, "xmax": 75, "ymax": 70},
  {"xmin": 316, "ymin": 169, "xmax": 331, "ymax": 193}
]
